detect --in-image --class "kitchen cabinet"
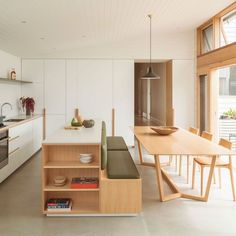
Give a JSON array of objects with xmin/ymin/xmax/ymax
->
[
  {"xmin": 0, "ymin": 117, "xmax": 43, "ymax": 183},
  {"xmin": 44, "ymin": 60, "xmax": 66, "ymax": 115},
  {"xmin": 113, "ymin": 60, "xmax": 134, "ymax": 146}
]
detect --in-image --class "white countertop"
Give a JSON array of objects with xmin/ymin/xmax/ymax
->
[{"xmin": 43, "ymin": 120, "xmax": 102, "ymax": 145}]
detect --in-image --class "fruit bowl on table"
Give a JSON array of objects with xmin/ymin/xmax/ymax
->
[{"xmin": 151, "ymin": 126, "xmax": 178, "ymax": 135}]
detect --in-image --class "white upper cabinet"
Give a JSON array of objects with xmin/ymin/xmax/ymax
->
[
  {"xmin": 21, "ymin": 59, "xmax": 44, "ymax": 83},
  {"xmin": 66, "ymin": 60, "xmax": 78, "ymax": 122},
  {"xmin": 77, "ymin": 60, "xmax": 113, "ymax": 135},
  {"xmin": 113, "ymin": 60, "xmax": 134, "ymax": 146},
  {"xmin": 44, "ymin": 60, "xmax": 66, "ymax": 115}
]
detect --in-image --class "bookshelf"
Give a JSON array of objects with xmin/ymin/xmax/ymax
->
[{"xmin": 42, "ymin": 144, "xmax": 101, "ymax": 215}]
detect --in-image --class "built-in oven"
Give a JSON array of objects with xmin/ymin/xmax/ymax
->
[{"xmin": 0, "ymin": 129, "xmax": 8, "ymax": 169}]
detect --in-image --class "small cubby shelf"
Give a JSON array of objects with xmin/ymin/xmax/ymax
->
[
  {"xmin": 44, "ymin": 183, "xmax": 100, "ymax": 192},
  {"xmin": 44, "ymin": 161, "xmax": 100, "ymax": 169},
  {"xmin": 42, "ymin": 143, "xmax": 101, "ymax": 215}
]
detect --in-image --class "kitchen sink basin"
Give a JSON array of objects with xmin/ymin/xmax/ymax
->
[{"xmin": 4, "ymin": 118, "xmax": 25, "ymax": 122}]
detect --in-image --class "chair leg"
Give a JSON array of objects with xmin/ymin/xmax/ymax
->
[
  {"xmin": 201, "ymin": 166, "xmax": 204, "ymax": 196},
  {"xmin": 175, "ymin": 155, "xmax": 178, "ymax": 172},
  {"xmin": 192, "ymin": 161, "xmax": 196, "ymax": 189},
  {"xmin": 229, "ymin": 166, "xmax": 236, "ymax": 201},
  {"xmin": 218, "ymin": 168, "xmax": 222, "ymax": 189},
  {"xmin": 187, "ymin": 156, "xmax": 190, "ymax": 184},
  {"xmin": 213, "ymin": 171, "xmax": 216, "ymax": 184},
  {"xmin": 179, "ymin": 156, "xmax": 182, "ymax": 176}
]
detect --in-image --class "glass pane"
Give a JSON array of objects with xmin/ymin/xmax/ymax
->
[
  {"xmin": 219, "ymin": 65, "xmax": 236, "ymax": 96},
  {"xmin": 220, "ymin": 10, "xmax": 236, "ymax": 46},
  {"xmin": 202, "ymin": 25, "xmax": 213, "ymax": 53}
]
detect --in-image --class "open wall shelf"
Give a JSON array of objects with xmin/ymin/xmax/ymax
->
[{"xmin": 0, "ymin": 77, "xmax": 32, "ymax": 84}]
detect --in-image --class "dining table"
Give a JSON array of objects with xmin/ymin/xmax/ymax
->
[{"xmin": 132, "ymin": 126, "xmax": 236, "ymax": 202}]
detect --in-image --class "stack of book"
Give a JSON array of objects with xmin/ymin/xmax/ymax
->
[
  {"xmin": 71, "ymin": 177, "xmax": 99, "ymax": 189},
  {"xmin": 47, "ymin": 198, "xmax": 72, "ymax": 212}
]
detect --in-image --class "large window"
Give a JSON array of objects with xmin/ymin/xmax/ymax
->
[
  {"xmin": 219, "ymin": 65, "xmax": 236, "ymax": 95},
  {"xmin": 202, "ymin": 25, "xmax": 213, "ymax": 53},
  {"xmin": 220, "ymin": 10, "xmax": 236, "ymax": 46}
]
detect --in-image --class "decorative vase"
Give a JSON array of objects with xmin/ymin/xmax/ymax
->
[{"xmin": 26, "ymin": 108, "xmax": 31, "ymax": 116}]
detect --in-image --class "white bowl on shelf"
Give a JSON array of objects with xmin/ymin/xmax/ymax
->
[{"xmin": 79, "ymin": 154, "xmax": 93, "ymax": 164}]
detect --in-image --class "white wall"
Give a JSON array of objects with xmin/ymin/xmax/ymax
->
[
  {"xmin": 173, "ymin": 59, "xmax": 195, "ymax": 129},
  {"xmin": 0, "ymin": 49, "xmax": 21, "ymax": 118}
]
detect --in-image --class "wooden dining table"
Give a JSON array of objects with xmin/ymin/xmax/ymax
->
[{"xmin": 132, "ymin": 126, "xmax": 236, "ymax": 202}]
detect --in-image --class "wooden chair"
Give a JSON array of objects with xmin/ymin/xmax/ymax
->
[
  {"xmin": 192, "ymin": 138, "xmax": 236, "ymax": 201},
  {"xmin": 178, "ymin": 127, "xmax": 199, "ymax": 183}
]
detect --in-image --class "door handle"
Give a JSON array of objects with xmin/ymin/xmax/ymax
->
[{"xmin": 9, "ymin": 135, "xmax": 20, "ymax": 142}]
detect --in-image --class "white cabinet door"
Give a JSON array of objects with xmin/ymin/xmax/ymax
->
[
  {"xmin": 77, "ymin": 60, "xmax": 113, "ymax": 135},
  {"xmin": 32, "ymin": 117, "xmax": 43, "ymax": 153},
  {"xmin": 66, "ymin": 60, "xmax": 78, "ymax": 122},
  {"xmin": 113, "ymin": 60, "xmax": 134, "ymax": 146},
  {"xmin": 46, "ymin": 114, "xmax": 65, "ymax": 137},
  {"xmin": 44, "ymin": 60, "xmax": 66, "ymax": 115}
]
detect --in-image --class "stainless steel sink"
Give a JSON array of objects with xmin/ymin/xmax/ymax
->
[{"xmin": 4, "ymin": 118, "xmax": 25, "ymax": 122}]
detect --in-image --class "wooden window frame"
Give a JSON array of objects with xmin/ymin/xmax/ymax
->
[{"xmin": 197, "ymin": 2, "xmax": 236, "ymax": 56}]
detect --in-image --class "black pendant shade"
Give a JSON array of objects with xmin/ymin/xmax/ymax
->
[
  {"xmin": 142, "ymin": 66, "xmax": 160, "ymax": 79},
  {"xmin": 141, "ymin": 14, "xmax": 160, "ymax": 80}
]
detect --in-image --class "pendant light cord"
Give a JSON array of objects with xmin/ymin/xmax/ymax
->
[{"xmin": 148, "ymin": 14, "xmax": 152, "ymax": 67}]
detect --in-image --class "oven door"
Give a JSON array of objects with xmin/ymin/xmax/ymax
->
[{"xmin": 0, "ymin": 130, "xmax": 9, "ymax": 169}]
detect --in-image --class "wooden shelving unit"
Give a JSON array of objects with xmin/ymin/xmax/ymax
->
[
  {"xmin": 0, "ymin": 77, "xmax": 32, "ymax": 84},
  {"xmin": 42, "ymin": 144, "xmax": 101, "ymax": 215}
]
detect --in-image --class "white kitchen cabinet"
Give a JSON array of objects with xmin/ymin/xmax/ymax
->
[
  {"xmin": 113, "ymin": 60, "xmax": 134, "ymax": 146},
  {"xmin": 44, "ymin": 60, "xmax": 66, "ymax": 115},
  {"xmin": 0, "ymin": 117, "xmax": 43, "ymax": 183},
  {"xmin": 46, "ymin": 114, "xmax": 65, "ymax": 137},
  {"xmin": 33, "ymin": 117, "xmax": 43, "ymax": 153},
  {"xmin": 66, "ymin": 60, "xmax": 78, "ymax": 122},
  {"xmin": 77, "ymin": 60, "xmax": 113, "ymax": 135}
]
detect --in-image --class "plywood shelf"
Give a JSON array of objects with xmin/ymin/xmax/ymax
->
[
  {"xmin": 44, "ymin": 183, "xmax": 99, "ymax": 192},
  {"xmin": 44, "ymin": 161, "xmax": 100, "ymax": 169},
  {"xmin": 0, "ymin": 77, "xmax": 32, "ymax": 84},
  {"xmin": 44, "ymin": 202, "xmax": 99, "ymax": 214}
]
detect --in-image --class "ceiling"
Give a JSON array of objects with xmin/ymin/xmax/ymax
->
[{"xmin": 0, "ymin": 0, "xmax": 234, "ymax": 57}]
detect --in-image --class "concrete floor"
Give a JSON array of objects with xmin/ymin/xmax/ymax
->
[{"xmin": 0, "ymin": 149, "xmax": 236, "ymax": 236}]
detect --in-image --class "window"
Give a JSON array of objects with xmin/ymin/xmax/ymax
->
[
  {"xmin": 219, "ymin": 65, "xmax": 236, "ymax": 96},
  {"xmin": 220, "ymin": 10, "xmax": 236, "ymax": 46},
  {"xmin": 202, "ymin": 25, "xmax": 213, "ymax": 53}
]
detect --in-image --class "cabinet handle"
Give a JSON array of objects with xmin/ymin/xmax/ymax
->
[
  {"xmin": 9, "ymin": 135, "xmax": 20, "ymax": 142},
  {"xmin": 0, "ymin": 137, "xmax": 10, "ymax": 144},
  {"xmin": 9, "ymin": 147, "xmax": 20, "ymax": 156}
]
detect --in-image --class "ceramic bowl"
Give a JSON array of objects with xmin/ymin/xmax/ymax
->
[
  {"xmin": 80, "ymin": 154, "xmax": 93, "ymax": 163},
  {"xmin": 151, "ymin": 126, "xmax": 178, "ymax": 135}
]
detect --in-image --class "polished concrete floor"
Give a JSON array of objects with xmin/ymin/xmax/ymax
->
[{"xmin": 0, "ymin": 149, "xmax": 236, "ymax": 236}]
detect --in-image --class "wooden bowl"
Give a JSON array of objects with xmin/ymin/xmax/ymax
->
[{"xmin": 151, "ymin": 126, "xmax": 178, "ymax": 135}]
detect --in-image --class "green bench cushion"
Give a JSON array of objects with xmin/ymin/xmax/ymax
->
[
  {"xmin": 107, "ymin": 150, "xmax": 140, "ymax": 179},
  {"xmin": 107, "ymin": 136, "xmax": 128, "ymax": 151},
  {"xmin": 101, "ymin": 121, "xmax": 107, "ymax": 170}
]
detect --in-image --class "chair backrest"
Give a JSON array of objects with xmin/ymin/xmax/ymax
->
[
  {"xmin": 189, "ymin": 127, "xmax": 199, "ymax": 135},
  {"xmin": 219, "ymin": 138, "xmax": 232, "ymax": 150},
  {"xmin": 201, "ymin": 131, "xmax": 213, "ymax": 141}
]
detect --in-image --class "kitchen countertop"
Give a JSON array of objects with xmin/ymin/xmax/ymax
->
[
  {"xmin": 43, "ymin": 119, "xmax": 102, "ymax": 145},
  {"xmin": 0, "ymin": 114, "xmax": 42, "ymax": 132}
]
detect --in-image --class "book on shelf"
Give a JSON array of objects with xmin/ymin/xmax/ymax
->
[
  {"xmin": 71, "ymin": 177, "xmax": 99, "ymax": 189},
  {"xmin": 46, "ymin": 198, "xmax": 72, "ymax": 211}
]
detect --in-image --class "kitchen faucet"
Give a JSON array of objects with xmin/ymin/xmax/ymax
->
[{"xmin": 0, "ymin": 102, "xmax": 13, "ymax": 118}]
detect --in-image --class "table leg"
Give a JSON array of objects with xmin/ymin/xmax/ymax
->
[
  {"xmin": 182, "ymin": 155, "xmax": 216, "ymax": 202},
  {"xmin": 154, "ymin": 155, "xmax": 165, "ymax": 201},
  {"xmin": 137, "ymin": 139, "xmax": 143, "ymax": 165}
]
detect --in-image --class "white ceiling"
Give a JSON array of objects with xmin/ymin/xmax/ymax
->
[{"xmin": 0, "ymin": 0, "xmax": 234, "ymax": 57}]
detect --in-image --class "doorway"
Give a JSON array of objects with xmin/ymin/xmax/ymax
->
[{"xmin": 134, "ymin": 61, "xmax": 173, "ymax": 126}]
